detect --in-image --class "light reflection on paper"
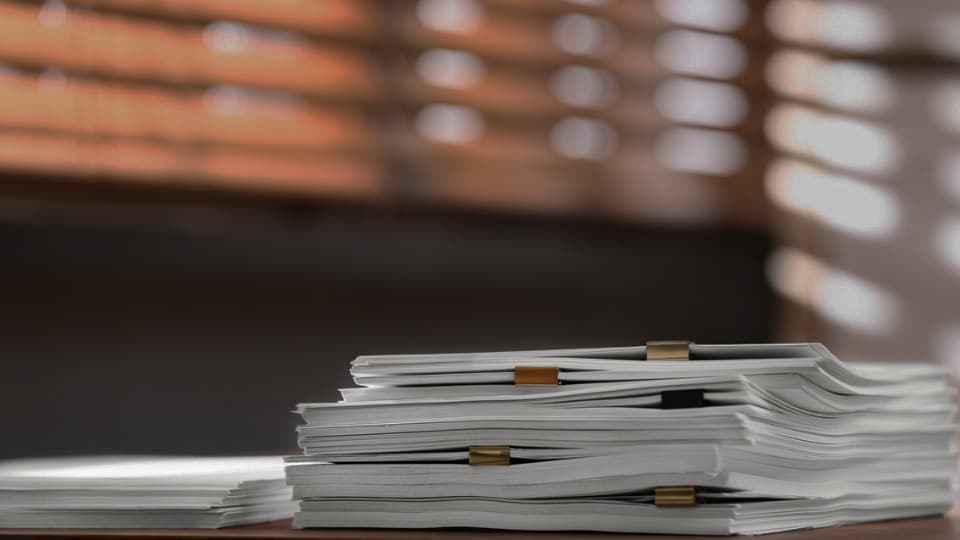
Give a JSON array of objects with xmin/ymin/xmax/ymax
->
[{"xmin": 0, "ymin": 456, "xmax": 285, "ymax": 479}]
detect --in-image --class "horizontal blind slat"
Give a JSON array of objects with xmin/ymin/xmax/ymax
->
[
  {"xmin": 62, "ymin": 0, "xmax": 382, "ymax": 41},
  {"xmin": 0, "ymin": 130, "xmax": 384, "ymax": 197},
  {"xmin": 0, "ymin": 3, "xmax": 381, "ymax": 98},
  {"xmin": 0, "ymin": 75, "xmax": 379, "ymax": 151}
]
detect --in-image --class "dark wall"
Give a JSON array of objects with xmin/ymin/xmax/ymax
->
[{"xmin": 0, "ymin": 211, "xmax": 773, "ymax": 458}]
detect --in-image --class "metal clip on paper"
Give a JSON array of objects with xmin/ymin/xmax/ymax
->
[
  {"xmin": 647, "ymin": 341, "xmax": 705, "ymax": 408},
  {"xmin": 514, "ymin": 366, "xmax": 560, "ymax": 386},
  {"xmin": 646, "ymin": 340, "xmax": 692, "ymax": 361},
  {"xmin": 655, "ymin": 486, "xmax": 698, "ymax": 507},
  {"xmin": 469, "ymin": 446, "xmax": 510, "ymax": 466}
]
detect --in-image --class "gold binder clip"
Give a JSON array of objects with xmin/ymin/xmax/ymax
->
[
  {"xmin": 514, "ymin": 366, "xmax": 560, "ymax": 386},
  {"xmin": 469, "ymin": 446, "xmax": 510, "ymax": 466},
  {"xmin": 647, "ymin": 340, "xmax": 691, "ymax": 361},
  {"xmin": 655, "ymin": 486, "xmax": 697, "ymax": 506}
]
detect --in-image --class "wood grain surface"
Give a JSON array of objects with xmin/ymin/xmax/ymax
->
[{"xmin": 0, "ymin": 517, "xmax": 956, "ymax": 540}]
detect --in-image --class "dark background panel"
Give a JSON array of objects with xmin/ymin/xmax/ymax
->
[{"xmin": 0, "ymin": 212, "xmax": 772, "ymax": 458}]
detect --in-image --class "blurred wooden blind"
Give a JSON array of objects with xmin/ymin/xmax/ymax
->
[
  {"xmin": 762, "ymin": 0, "xmax": 960, "ymax": 366},
  {"xmin": 0, "ymin": 0, "xmax": 772, "ymax": 225}
]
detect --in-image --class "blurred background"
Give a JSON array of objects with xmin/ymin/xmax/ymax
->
[{"xmin": 1, "ymin": 0, "xmax": 958, "ymax": 458}]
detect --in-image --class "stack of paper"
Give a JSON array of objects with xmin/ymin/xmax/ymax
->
[
  {"xmin": 286, "ymin": 342, "xmax": 957, "ymax": 535},
  {"xmin": 0, "ymin": 456, "xmax": 295, "ymax": 528}
]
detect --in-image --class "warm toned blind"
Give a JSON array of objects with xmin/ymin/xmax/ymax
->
[{"xmin": 0, "ymin": 0, "xmax": 772, "ymax": 225}]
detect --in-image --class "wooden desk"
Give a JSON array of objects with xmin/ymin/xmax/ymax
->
[{"xmin": 0, "ymin": 517, "xmax": 956, "ymax": 540}]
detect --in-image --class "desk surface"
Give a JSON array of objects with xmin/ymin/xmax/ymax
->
[{"xmin": 0, "ymin": 518, "xmax": 956, "ymax": 540}]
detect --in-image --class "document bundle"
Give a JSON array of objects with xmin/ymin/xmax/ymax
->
[
  {"xmin": 0, "ymin": 455, "xmax": 295, "ymax": 528},
  {"xmin": 286, "ymin": 342, "xmax": 957, "ymax": 535}
]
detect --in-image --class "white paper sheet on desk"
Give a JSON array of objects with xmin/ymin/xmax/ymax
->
[{"xmin": 0, "ymin": 456, "xmax": 295, "ymax": 528}]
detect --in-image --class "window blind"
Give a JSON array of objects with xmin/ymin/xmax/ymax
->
[
  {"xmin": 0, "ymin": 0, "xmax": 773, "ymax": 226},
  {"xmin": 763, "ymin": 0, "xmax": 960, "ymax": 367}
]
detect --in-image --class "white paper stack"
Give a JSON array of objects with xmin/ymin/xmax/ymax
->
[
  {"xmin": 286, "ymin": 343, "xmax": 958, "ymax": 535},
  {"xmin": 0, "ymin": 456, "xmax": 295, "ymax": 528}
]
